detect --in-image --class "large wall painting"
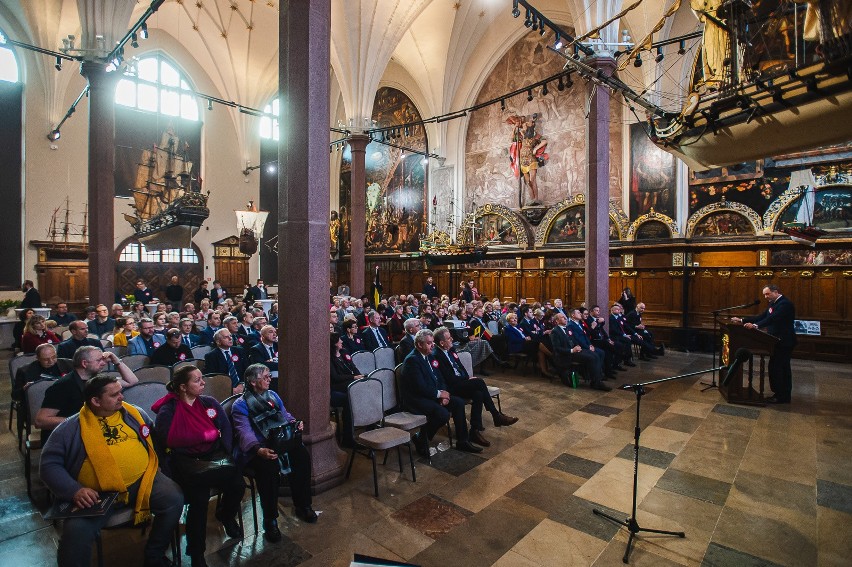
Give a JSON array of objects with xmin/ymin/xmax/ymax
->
[
  {"xmin": 339, "ymin": 87, "xmax": 427, "ymax": 253},
  {"xmin": 691, "ymin": 211, "xmax": 756, "ymax": 237},
  {"xmin": 464, "ymin": 32, "xmax": 622, "ymax": 210},
  {"xmin": 771, "ymin": 248, "xmax": 852, "ymax": 266},
  {"xmin": 777, "ymin": 186, "xmax": 852, "ymax": 231},
  {"xmin": 629, "ymin": 122, "xmax": 676, "ymax": 220}
]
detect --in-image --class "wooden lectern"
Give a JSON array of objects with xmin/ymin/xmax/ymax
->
[{"xmin": 719, "ymin": 323, "xmax": 780, "ymax": 406}]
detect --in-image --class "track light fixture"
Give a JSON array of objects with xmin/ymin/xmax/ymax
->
[
  {"xmin": 54, "ymin": 56, "xmax": 62, "ymax": 71},
  {"xmin": 527, "ymin": 89, "xmax": 533, "ymax": 102},
  {"xmin": 531, "ymin": 17, "xmax": 538, "ymax": 31},
  {"xmin": 539, "ymin": 19, "xmax": 546, "ymax": 36},
  {"xmin": 634, "ymin": 54, "xmax": 643, "ymax": 68},
  {"xmin": 557, "ymin": 76, "xmax": 564, "ymax": 91},
  {"xmin": 655, "ymin": 46, "xmax": 664, "ymax": 63},
  {"xmin": 139, "ymin": 23, "xmax": 149, "ymax": 40},
  {"xmin": 207, "ymin": 99, "xmax": 213, "ymax": 110},
  {"xmin": 524, "ymin": 9, "xmax": 532, "ymax": 27},
  {"xmin": 512, "ymin": 0, "xmax": 520, "ymax": 18},
  {"xmin": 554, "ymin": 33, "xmax": 563, "ymax": 50},
  {"xmin": 47, "ymin": 129, "xmax": 61, "ymax": 141},
  {"xmin": 541, "ymin": 82, "xmax": 548, "ymax": 96},
  {"xmin": 131, "ymin": 33, "xmax": 139, "ymax": 48},
  {"xmin": 565, "ymin": 75, "xmax": 573, "ymax": 89},
  {"xmin": 500, "ymin": 99, "xmax": 506, "ymax": 111},
  {"xmin": 678, "ymin": 40, "xmax": 686, "ymax": 55}
]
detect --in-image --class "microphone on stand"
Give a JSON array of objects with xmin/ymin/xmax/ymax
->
[
  {"xmin": 750, "ymin": 299, "xmax": 760, "ymax": 307},
  {"xmin": 722, "ymin": 348, "xmax": 752, "ymax": 387}
]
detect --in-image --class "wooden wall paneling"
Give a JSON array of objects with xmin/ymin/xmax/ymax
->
[
  {"xmin": 811, "ymin": 270, "xmax": 838, "ymax": 320},
  {"xmin": 501, "ymin": 271, "xmax": 520, "ymax": 302},
  {"xmin": 570, "ymin": 271, "xmax": 585, "ymax": 308},
  {"xmin": 608, "ymin": 272, "xmax": 623, "ymax": 306},
  {"xmin": 478, "ymin": 271, "xmax": 500, "ymax": 302},
  {"xmin": 545, "ymin": 271, "xmax": 569, "ymax": 303},
  {"xmin": 637, "ymin": 271, "xmax": 669, "ymax": 312},
  {"xmin": 522, "ymin": 270, "xmax": 543, "ymax": 303}
]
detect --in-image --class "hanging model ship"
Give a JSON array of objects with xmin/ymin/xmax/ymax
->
[
  {"xmin": 523, "ymin": 0, "xmax": 852, "ymax": 170},
  {"xmin": 420, "ymin": 195, "xmax": 488, "ymax": 266},
  {"xmin": 235, "ymin": 201, "xmax": 269, "ymax": 256},
  {"xmin": 781, "ymin": 168, "xmax": 827, "ymax": 246},
  {"xmin": 123, "ymin": 129, "xmax": 209, "ymax": 251}
]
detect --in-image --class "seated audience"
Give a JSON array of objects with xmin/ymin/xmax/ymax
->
[
  {"xmin": 87, "ymin": 304, "xmax": 115, "ymax": 337},
  {"xmin": 204, "ymin": 328, "xmax": 248, "ymax": 394},
  {"xmin": 13, "ymin": 308, "xmax": 35, "ymax": 350},
  {"xmin": 625, "ymin": 302, "xmax": 665, "ymax": 359},
  {"xmin": 232, "ymin": 364, "xmax": 317, "ymax": 542},
  {"xmin": 329, "ymin": 332, "xmax": 362, "ymax": 447},
  {"xmin": 150, "ymin": 328, "xmax": 194, "ymax": 366},
  {"xmin": 151, "ymin": 366, "xmax": 244, "ymax": 566},
  {"xmin": 361, "ymin": 311, "xmax": 391, "ymax": 350},
  {"xmin": 40, "ymin": 374, "xmax": 182, "ymax": 567},
  {"xmin": 20, "ymin": 315, "xmax": 61, "ymax": 354},
  {"xmin": 57, "ymin": 320, "xmax": 103, "ymax": 359},
  {"xmin": 433, "ymin": 328, "xmax": 517, "ymax": 448},
  {"xmin": 549, "ymin": 312, "xmax": 610, "ymax": 391},
  {"xmin": 199, "ymin": 311, "xmax": 223, "ymax": 345},
  {"xmin": 178, "ymin": 318, "xmax": 201, "ymax": 348},
  {"xmin": 111, "ymin": 316, "xmax": 139, "ymax": 347},
  {"xmin": 395, "ymin": 318, "xmax": 421, "ymax": 362},
  {"xmin": 340, "ymin": 319, "xmax": 365, "ymax": 353},
  {"xmin": 49, "ymin": 302, "xmax": 77, "ymax": 326},
  {"xmin": 128, "ymin": 318, "xmax": 167, "ymax": 357},
  {"xmin": 248, "ymin": 324, "xmax": 279, "ymax": 375},
  {"xmin": 400, "ymin": 329, "xmax": 482, "ymax": 456}
]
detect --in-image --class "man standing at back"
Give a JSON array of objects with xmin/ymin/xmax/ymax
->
[
  {"xmin": 40, "ymin": 375, "xmax": 182, "ymax": 567},
  {"xmin": 732, "ymin": 284, "xmax": 796, "ymax": 404}
]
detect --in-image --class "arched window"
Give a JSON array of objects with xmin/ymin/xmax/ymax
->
[
  {"xmin": 0, "ymin": 30, "xmax": 20, "ymax": 83},
  {"xmin": 115, "ymin": 54, "xmax": 199, "ymax": 120},
  {"xmin": 259, "ymin": 98, "xmax": 279, "ymax": 140}
]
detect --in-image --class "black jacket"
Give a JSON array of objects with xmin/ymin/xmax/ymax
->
[{"xmin": 744, "ymin": 295, "xmax": 797, "ymax": 348}]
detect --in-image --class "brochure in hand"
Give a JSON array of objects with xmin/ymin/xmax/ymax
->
[{"xmin": 43, "ymin": 491, "xmax": 120, "ymax": 520}]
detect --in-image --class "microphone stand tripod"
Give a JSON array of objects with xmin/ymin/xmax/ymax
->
[
  {"xmin": 593, "ymin": 365, "xmax": 725, "ymax": 564},
  {"xmin": 702, "ymin": 301, "xmax": 756, "ymax": 391}
]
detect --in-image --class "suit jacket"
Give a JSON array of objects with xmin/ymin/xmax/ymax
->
[
  {"xmin": 567, "ymin": 320, "xmax": 592, "ymax": 349},
  {"xmin": 199, "ymin": 325, "xmax": 221, "ymax": 346},
  {"xmin": 248, "ymin": 285, "xmax": 268, "ymax": 301},
  {"xmin": 20, "ymin": 287, "xmax": 42, "ymax": 309},
  {"xmin": 249, "ymin": 341, "xmax": 279, "ymax": 372},
  {"xmin": 423, "ymin": 283, "xmax": 438, "ymax": 299},
  {"xmin": 743, "ymin": 295, "xmax": 797, "ymax": 348},
  {"xmin": 178, "ymin": 333, "xmax": 201, "ymax": 349},
  {"xmin": 503, "ymin": 324, "xmax": 528, "ymax": 354},
  {"xmin": 204, "ymin": 347, "xmax": 249, "ymax": 384},
  {"xmin": 150, "ymin": 344, "xmax": 193, "ymax": 366},
  {"xmin": 210, "ymin": 287, "xmax": 227, "ymax": 305},
  {"xmin": 399, "ymin": 350, "xmax": 446, "ymax": 409},
  {"xmin": 235, "ymin": 326, "xmax": 260, "ymax": 348},
  {"xmin": 549, "ymin": 326, "xmax": 575, "ymax": 369},
  {"xmin": 433, "ymin": 347, "xmax": 469, "ymax": 391},
  {"xmin": 127, "ymin": 333, "xmax": 167, "ymax": 357},
  {"xmin": 341, "ymin": 333, "xmax": 365, "ymax": 353},
  {"xmin": 519, "ymin": 317, "xmax": 543, "ymax": 340},
  {"xmin": 361, "ymin": 326, "xmax": 390, "ymax": 351},
  {"xmin": 609, "ymin": 314, "xmax": 635, "ymax": 339},
  {"xmin": 57, "ymin": 337, "xmax": 103, "ymax": 360},
  {"xmin": 396, "ymin": 334, "xmax": 416, "ymax": 363},
  {"xmin": 133, "ymin": 288, "xmax": 154, "ymax": 304}
]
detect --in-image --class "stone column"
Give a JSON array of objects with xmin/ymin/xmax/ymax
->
[
  {"xmin": 81, "ymin": 61, "xmax": 118, "ymax": 307},
  {"xmin": 348, "ymin": 134, "xmax": 369, "ymax": 298},
  {"xmin": 585, "ymin": 57, "xmax": 616, "ymax": 312},
  {"xmin": 279, "ymin": 0, "xmax": 346, "ymax": 492}
]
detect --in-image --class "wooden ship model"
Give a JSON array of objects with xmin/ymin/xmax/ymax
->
[
  {"xmin": 123, "ymin": 129, "xmax": 209, "ymax": 250},
  {"xmin": 420, "ymin": 196, "xmax": 487, "ymax": 266}
]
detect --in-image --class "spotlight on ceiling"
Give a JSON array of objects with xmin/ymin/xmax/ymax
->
[
  {"xmin": 266, "ymin": 164, "xmax": 277, "ymax": 173},
  {"xmin": 512, "ymin": 0, "xmax": 521, "ymax": 18},
  {"xmin": 541, "ymin": 82, "xmax": 548, "ymax": 96},
  {"xmin": 557, "ymin": 76, "xmax": 565, "ymax": 91},
  {"xmin": 500, "ymin": 99, "xmax": 506, "ymax": 111},
  {"xmin": 47, "ymin": 129, "xmax": 61, "ymax": 141},
  {"xmin": 554, "ymin": 33, "xmax": 563, "ymax": 50},
  {"xmin": 527, "ymin": 89, "xmax": 533, "ymax": 102},
  {"xmin": 207, "ymin": 99, "xmax": 213, "ymax": 111},
  {"xmin": 139, "ymin": 23, "xmax": 149, "ymax": 40},
  {"xmin": 634, "ymin": 54, "xmax": 643, "ymax": 68},
  {"xmin": 524, "ymin": 9, "xmax": 532, "ymax": 27},
  {"xmin": 54, "ymin": 56, "xmax": 62, "ymax": 71},
  {"xmin": 655, "ymin": 46, "xmax": 664, "ymax": 63},
  {"xmin": 678, "ymin": 40, "xmax": 686, "ymax": 55},
  {"xmin": 131, "ymin": 33, "xmax": 139, "ymax": 49},
  {"xmin": 539, "ymin": 19, "xmax": 546, "ymax": 36}
]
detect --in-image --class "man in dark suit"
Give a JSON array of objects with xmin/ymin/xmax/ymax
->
[
  {"xmin": 550, "ymin": 312, "xmax": 610, "ymax": 391},
  {"xmin": 422, "ymin": 276, "xmax": 438, "ymax": 299},
  {"xmin": 150, "ymin": 328, "xmax": 194, "ymax": 366},
  {"xmin": 56, "ymin": 320, "xmax": 103, "ymax": 359},
  {"xmin": 204, "ymin": 328, "xmax": 248, "ymax": 394},
  {"xmin": 732, "ymin": 284, "xmax": 797, "ymax": 404},
  {"xmin": 587, "ymin": 305, "xmax": 627, "ymax": 373},
  {"xmin": 567, "ymin": 308, "xmax": 608, "ymax": 378},
  {"xmin": 199, "ymin": 311, "xmax": 223, "ymax": 345},
  {"xmin": 433, "ymin": 328, "xmax": 517, "ymax": 447},
  {"xmin": 236, "ymin": 312, "xmax": 260, "ymax": 347},
  {"xmin": 610, "ymin": 304, "xmax": 653, "ymax": 362},
  {"xmin": 246, "ymin": 279, "xmax": 268, "ymax": 303},
  {"xmin": 178, "ymin": 318, "xmax": 201, "ymax": 349},
  {"xmin": 361, "ymin": 311, "xmax": 390, "ymax": 350},
  {"xmin": 20, "ymin": 280, "xmax": 42, "ymax": 309},
  {"xmin": 249, "ymin": 325, "xmax": 278, "ymax": 373},
  {"xmin": 395, "ymin": 318, "xmax": 420, "ymax": 363},
  {"xmin": 625, "ymin": 303, "xmax": 664, "ymax": 359},
  {"xmin": 400, "ymin": 329, "xmax": 482, "ymax": 456},
  {"xmin": 133, "ymin": 279, "xmax": 154, "ymax": 304}
]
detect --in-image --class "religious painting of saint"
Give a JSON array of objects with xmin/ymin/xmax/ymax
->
[
  {"xmin": 474, "ymin": 214, "xmax": 517, "ymax": 246},
  {"xmin": 692, "ymin": 211, "xmax": 755, "ymax": 237},
  {"xmin": 507, "ymin": 114, "xmax": 548, "ymax": 207},
  {"xmin": 629, "ymin": 123, "xmax": 676, "ymax": 220},
  {"xmin": 546, "ymin": 207, "xmax": 586, "ymax": 244}
]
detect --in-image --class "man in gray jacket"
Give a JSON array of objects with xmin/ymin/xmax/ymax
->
[{"xmin": 40, "ymin": 375, "xmax": 182, "ymax": 567}]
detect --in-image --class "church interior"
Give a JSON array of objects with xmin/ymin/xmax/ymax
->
[{"xmin": 0, "ymin": 0, "xmax": 850, "ymax": 566}]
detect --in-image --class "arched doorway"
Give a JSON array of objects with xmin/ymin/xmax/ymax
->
[{"xmin": 115, "ymin": 237, "xmax": 204, "ymax": 306}]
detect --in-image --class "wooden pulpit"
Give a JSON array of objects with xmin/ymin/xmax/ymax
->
[{"xmin": 719, "ymin": 323, "xmax": 780, "ymax": 406}]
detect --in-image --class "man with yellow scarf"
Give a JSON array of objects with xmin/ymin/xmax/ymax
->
[{"xmin": 41, "ymin": 375, "xmax": 183, "ymax": 567}]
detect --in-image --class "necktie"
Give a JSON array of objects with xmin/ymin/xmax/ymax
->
[
  {"xmin": 446, "ymin": 351, "xmax": 462, "ymax": 377},
  {"xmin": 224, "ymin": 350, "xmax": 239, "ymax": 384},
  {"xmin": 374, "ymin": 328, "xmax": 386, "ymax": 348},
  {"xmin": 267, "ymin": 345, "xmax": 274, "ymax": 359},
  {"xmin": 183, "ymin": 335, "xmax": 191, "ymax": 347}
]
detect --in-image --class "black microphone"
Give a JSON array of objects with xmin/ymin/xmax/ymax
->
[
  {"xmin": 722, "ymin": 348, "xmax": 752, "ymax": 387},
  {"xmin": 751, "ymin": 299, "xmax": 760, "ymax": 306}
]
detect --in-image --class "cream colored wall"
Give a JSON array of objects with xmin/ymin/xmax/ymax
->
[{"xmin": 18, "ymin": 32, "xmax": 262, "ymax": 289}]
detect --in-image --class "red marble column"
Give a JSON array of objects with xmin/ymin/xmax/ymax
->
[
  {"xmin": 81, "ymin": 61, "xmax": 118, "ymax": 307},
  {"xmin": 279, "ymin": 0, "xmax": 346, "ymax": 492},
  {"xmin": 348, "ymin": 134, "xmax": 369, "ymax": 298},
  {"xmin": 585, "ymin": 57, "xmax": 616, "ymax": 312}
]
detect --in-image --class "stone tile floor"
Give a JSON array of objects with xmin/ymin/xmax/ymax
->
[{"xmin": 1, "ymin": 350, "xmax": 850, "ymax": 566}]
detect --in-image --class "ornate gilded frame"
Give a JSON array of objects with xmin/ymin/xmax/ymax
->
[
  {"xmin": 534, "ymin": 195, "xmax": 630, "ymax": 247},
  {"xmin": 685, "ymin": 198, "xmax": 763, "ymax": 237},
  {"xmin": 625, "ymin": 209, "xmax": 680, "ymax": 241},
  {"xmin": 458, "ymin": 203, "xmax": 531, "ymax": 248}
]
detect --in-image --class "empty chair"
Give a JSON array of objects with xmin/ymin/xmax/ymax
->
[
  {"xmin": 23, "ymin": 377, "xmax": 58, "ymax": 499},
  {"xmin": 351, "ymin": 351, "xmax": 376, "ymax": 375},
  {"xmin": 191, "ymin": 344, "xmax": 213, "ymax": 359},
  {"xmin": 368, "ymin": 368, "xmax": 427, "ymax": 433},
  {"xmin": 201, "ymin": 374, "xmax": 234, "ymax": 401},
  {"xmin": 457, "ymin": 350, "xmax": 502, "ymax": 412},
  {"xmin": 344, "ymin": 378, "xmax": 416, "ymax": 498},
  {"xmin": 105, "ymin": 346, "xmax": 128, "ymax": 358},
  {"xmin": 134, "ymin": 365, "xmax": 172, "ymax": 385},
  {"xmin": 52, "ymin": 325, "xmax": 68, "ymax": 338},
  {"xmin": 373, "ymin": 346, "xmax": 396, "ymax": 370},
  {"xmin": 121, "ymin": 382, "xmax": 168, "ymax": 414},
  {"xmin": 120, "ymin": 354, "xmax": 150, "ymax": 371}
]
